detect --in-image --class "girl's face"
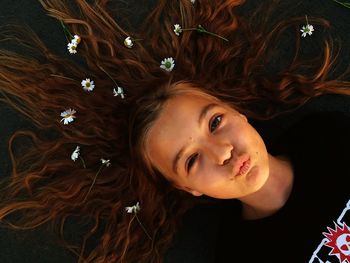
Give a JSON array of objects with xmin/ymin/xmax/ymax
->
[{"xmin": 145, "ymin": 91, "xmax": 270, "ymax": 199}]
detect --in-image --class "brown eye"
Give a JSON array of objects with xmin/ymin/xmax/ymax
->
[
  {"xmin": 210, "ymin": 115, "xmax": 222, "ymax": 132},
  {"xmin": 187, "ymin": 153, "xmax": 198, "ymax": 172}
]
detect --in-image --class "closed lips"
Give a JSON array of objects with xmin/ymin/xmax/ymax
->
[{"xmin": 235, "ymin": 157, "xmax": 250, "ymax": 176}]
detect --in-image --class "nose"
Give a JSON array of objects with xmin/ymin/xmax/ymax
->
[{"xmin": 204, "ymin": 139, "xmax": 233, "ymax": 165}]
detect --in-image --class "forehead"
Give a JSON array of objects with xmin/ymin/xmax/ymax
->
[{"xmin": 145, "ymin": 92, "xmax": 220, "ymax": 178}]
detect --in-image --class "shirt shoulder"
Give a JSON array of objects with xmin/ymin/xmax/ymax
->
[{"xmin": 269, "ymin": 111, "xmax": 350, "ymax": 155}]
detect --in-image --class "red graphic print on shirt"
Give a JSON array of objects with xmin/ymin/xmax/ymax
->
[
  {"xmin": 323, "ymin": 223, "xmax": 350, "ymax": 263},
  {"xmin": 309, "ymin": 199, "xmax": 350, "ymax": 263}
]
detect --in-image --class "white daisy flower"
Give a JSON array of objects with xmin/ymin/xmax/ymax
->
[
  {"xmin": 71, "ymin": 35, "xmax": 81, "ymax": 45},
  {"xmin": 160, "ymin": 57, "xmax": 175, "ymax": 72},
  {"xmin": 174, "ymin": 24, "xmax": 182, "ymax": 36},
  {"xmin": 67, "ymin": 42, "xmax": 78, "ymax": 54},
  {"xmin": 124, "ymin": 37, "xmax": 133, "ymax": 48},
  {"xmin": 125, "ymin": 202, "xmax": 140, "ymax": 214},
  {"xmin": 113, "ymin": 86, "xmax": 125, "ymax": 99},
  {"xmin": 101, "ymin": 158, "xmax": 111, "ymax": 167},
  {"xmin": 60, "ymin": 108, "xmax": 76, "ymax": 125},
  {"xmin": 71, "ymin": 146, "xmax": 80, "ymax": 161},
  {"xmin": 81, "ymin": 78, "xmax": 95, "ymax": 91},
  {"xmin": 300, "ymin": 24, "xmax": 314, "ymax": 37}
]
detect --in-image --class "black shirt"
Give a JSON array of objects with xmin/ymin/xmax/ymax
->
[{"xmin": 215, "ymin": 111, "xmax": 350, "ymax": 263}]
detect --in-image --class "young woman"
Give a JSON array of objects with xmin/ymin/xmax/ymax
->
[{"xmin": 0, "ymin": 0, "xmax": 349, "ymax": 262}]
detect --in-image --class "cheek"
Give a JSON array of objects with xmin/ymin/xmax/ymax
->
[
  {"xmin": 248, "ymin": 130, "xmax": 269, "ymax": 170},
  {"xmin": 194, "ymin": 162, "xmax": 228, "ymax": 185},
  {"xmin": 227, "ymin": 122, "xmax": 268, "ymax": 167},
  {"xmin": 239, "ymin": 124, "xmax": 265, "ymax": 149},
  {"xmin": 224, "ymin": 123, "xmax": 250, "ymax": 149}
]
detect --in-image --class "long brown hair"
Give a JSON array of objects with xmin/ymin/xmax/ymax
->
[{"xmin": 0, "ymin": 0, "xmax": 349, "ymax": 262}]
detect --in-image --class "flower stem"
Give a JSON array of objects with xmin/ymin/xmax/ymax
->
[
  {"xmin": 181, "ymin": 25, "xmax": 229, "ymax": 42},
  {"xmin": 60, "ymin": 20, "xmax": 73, "ymax": 42},
  {"xmin": 79, "ymin": 156, "xmax": 86, "ymax": 169},
  {"xmin": 331, "ymin": 0, "xmax": 350, "ymax": 8},
  {"xmin": 181, "ymin": 28, "xmax": 198, "ymax": 31},
  {"xmin": 305, "ymin": 15, "xmax": 309, "ymax": 25},
  {"xmin": 201, "ymin": 29, "xmax": 229, "ymax": 41},
  {"xmin": 135, "ymin": 214, "xmax": 153, "ymax": 241},
  {"xmin": 82, "ymin": 163, "xmax": 104, "ymax": 203},
  {"xmin": 97, "ymin": 65, "xmax": 120, "ymax": 88}
]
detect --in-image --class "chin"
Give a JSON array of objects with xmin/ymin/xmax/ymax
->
[{"xmin": 245, "ymin": 161, "xmax": 269, "ymax": 192}]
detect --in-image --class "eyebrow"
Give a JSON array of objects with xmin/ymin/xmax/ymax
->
[{"xmin": 172, "ymin": 103, "xmax": 219, "ymax": 175}]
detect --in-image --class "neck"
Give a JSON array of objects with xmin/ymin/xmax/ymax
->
[{"xmin": 239, "ymin": 154, "xmax": 294, "ymax": 220}]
